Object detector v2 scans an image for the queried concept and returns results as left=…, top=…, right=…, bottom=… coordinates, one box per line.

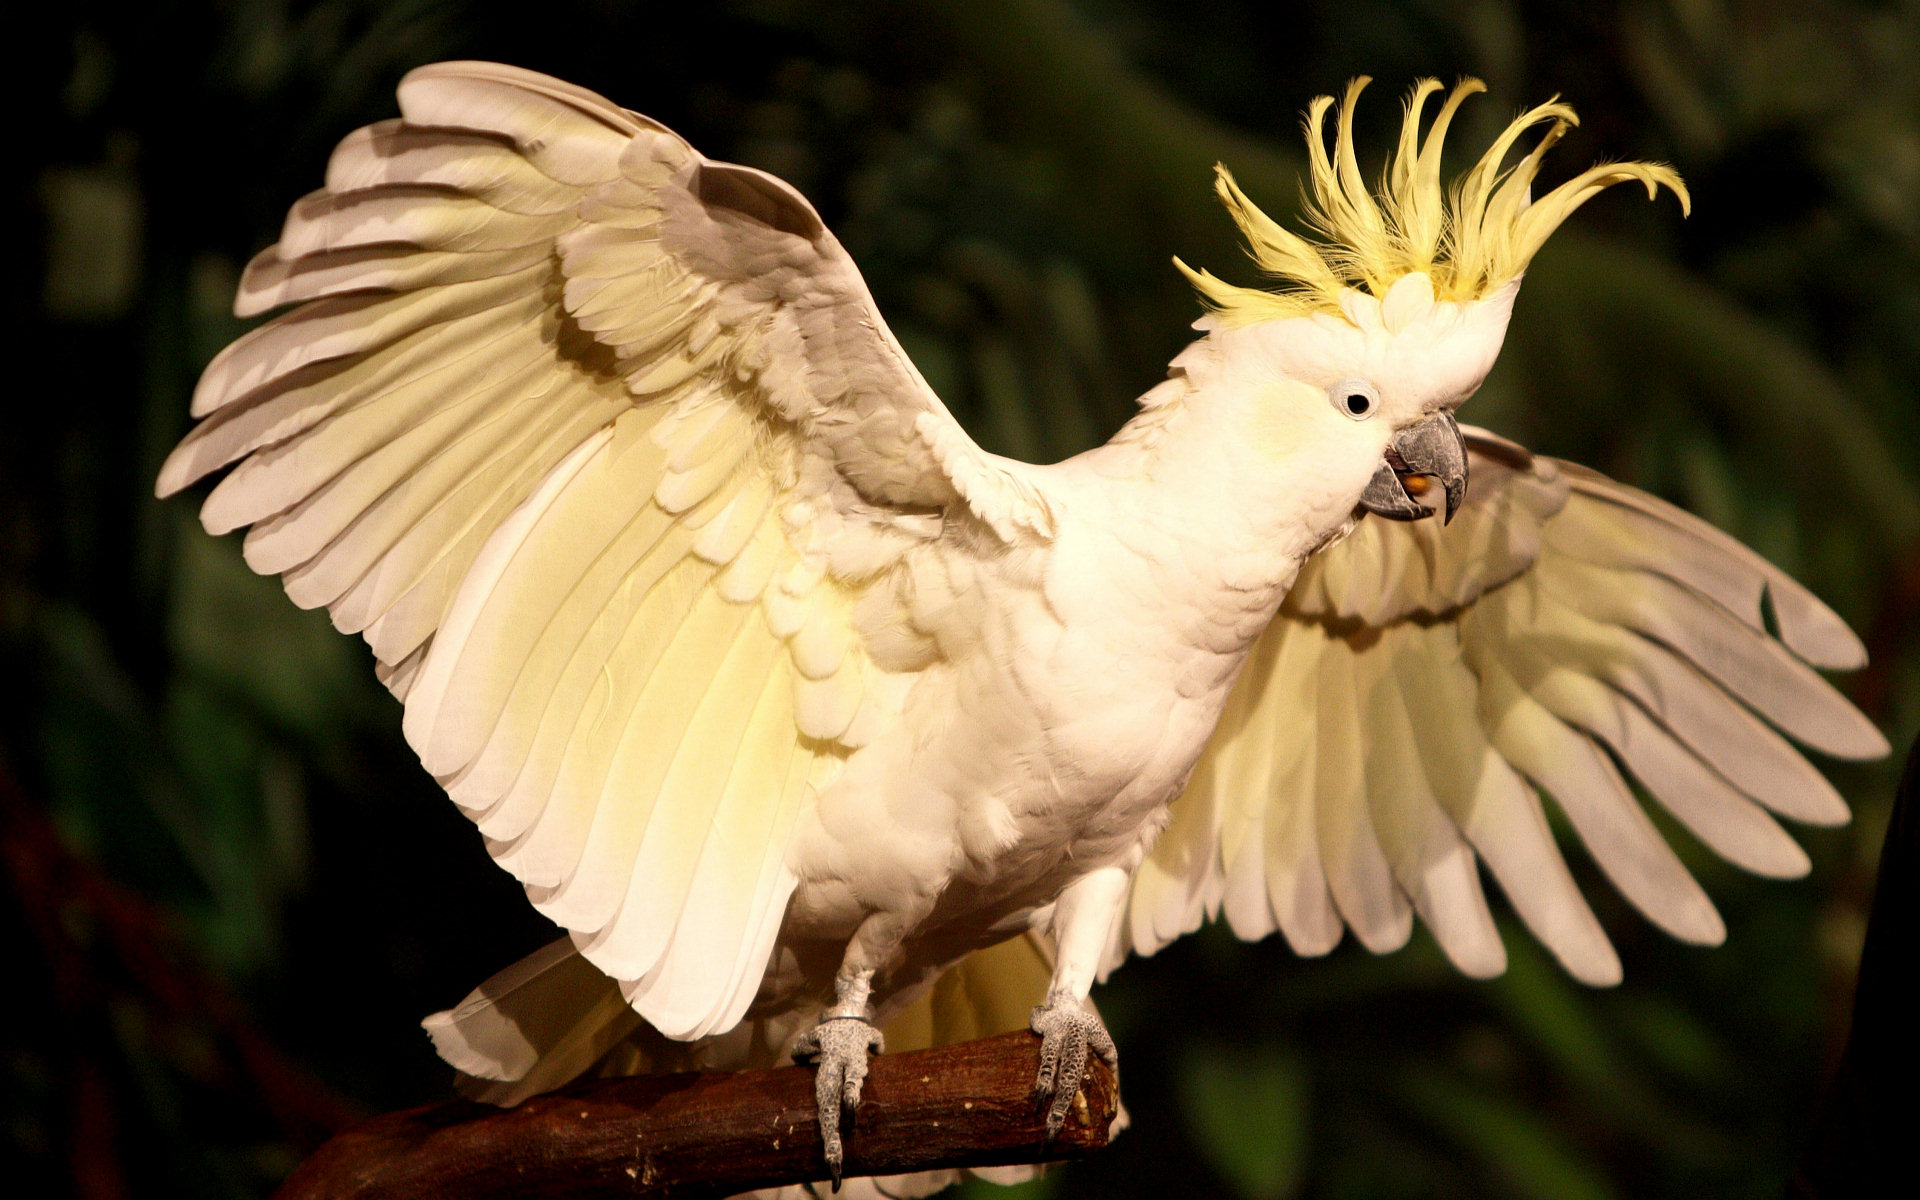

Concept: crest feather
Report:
left=1180, top=78, right=1690, bottom=324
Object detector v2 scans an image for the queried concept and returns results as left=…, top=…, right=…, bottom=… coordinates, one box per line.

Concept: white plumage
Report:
left=159, top=62, right=1885, bottom=1191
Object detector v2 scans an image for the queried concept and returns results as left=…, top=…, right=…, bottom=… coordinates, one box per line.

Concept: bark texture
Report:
left=274, top=1030, right=1119, bottom=1199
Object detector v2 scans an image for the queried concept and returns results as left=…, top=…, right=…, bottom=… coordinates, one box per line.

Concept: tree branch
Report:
left=274, top=1030, right=1118, bottom=1199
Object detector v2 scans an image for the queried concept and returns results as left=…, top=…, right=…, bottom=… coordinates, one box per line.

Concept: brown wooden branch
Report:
left=273, top=1030, right=1118, bottom=1199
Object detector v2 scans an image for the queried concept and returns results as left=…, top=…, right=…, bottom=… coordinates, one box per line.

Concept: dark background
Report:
left=5, top=2, right=1918, bottom=1197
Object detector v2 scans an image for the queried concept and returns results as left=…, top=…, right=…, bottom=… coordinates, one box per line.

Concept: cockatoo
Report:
left=158, top=62, right=1886, bottom=1195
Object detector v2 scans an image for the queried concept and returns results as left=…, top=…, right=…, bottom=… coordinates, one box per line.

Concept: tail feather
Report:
left=423, top=937, right=645, bottom=1104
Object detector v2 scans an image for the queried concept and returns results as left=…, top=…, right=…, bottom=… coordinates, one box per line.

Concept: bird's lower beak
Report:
left=1358, top=410, right=1468, bottom=524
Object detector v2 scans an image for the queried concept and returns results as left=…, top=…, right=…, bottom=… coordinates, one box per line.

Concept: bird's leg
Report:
left=1030, top=866, right=1128, bottom=1145
left=792, top=965, right=882, bottom=1189
left=793, top=916, right=906, bottom=1188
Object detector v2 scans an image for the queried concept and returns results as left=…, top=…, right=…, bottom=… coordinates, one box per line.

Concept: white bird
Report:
left=158, top=63, right=1886, bottom=1194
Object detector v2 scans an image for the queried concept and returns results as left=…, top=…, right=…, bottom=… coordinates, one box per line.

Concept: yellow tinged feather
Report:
left=794, top=653, right=863, bottom=742
left=1365, top=652, right=1506, bottom=978
left=714, top=522, right=784, bottom=603
left=696, top=711, right=820, bottom=1034
left=1188, top=78, right=1687, bottom=323
left=394, top=69, right=634, bottom=188
left=1257, top=633, right=1342, bottom=956
left=656, top=397, right=744, bottom=476
left=164, top=296, right=541, bottom=500
left=279, top=191, right=569, bottom=260
left=654, top=435, right=748, bottom=513
left=545, top=592, right=761, bottom=941
left=580, top=617, right=782, bottom=980
left=1525, top=658, right=1810, bottom=879
left=1543, top=556, right=1883, bottom=760
left=192, top=266, right=546, bottom=419
left=883, top=934, right=1054, bottom=1055
left=1129, top=766, right=1218, bottom=956
left=321, top=394, right=622, bottom=635
left=625, top=636, right=804, bottom=1032
left=237, top=352, right=562, bottom=575
left=283, top=378, right=612, bottom=614
left=323, top=125, right=582, bottom=215
left=1391, top=622, right=1621, bottom=984
left=1314, top=635, right=1413, bottom=952
left=235, top=242, right=553, bottom=318
left=790, top=594, right=852, bottom=680
left=499, top=561, right=721, bottom=892
left=1501, top=579, right=1846, bottom=823
left=404, top=426, right=614, bottom=757
left=377, top=643, right=429, bottom=701
left=1554, top=474, right=1870, bottom=673
left=692, top=479, right=775, bottom=566
left=566, top=264, right=690, bottom=338
left=762, top=583, right=806, bottom=638
left=451, top=509, right=691, bottom=824
left=424, top=414, right=674, bottom=775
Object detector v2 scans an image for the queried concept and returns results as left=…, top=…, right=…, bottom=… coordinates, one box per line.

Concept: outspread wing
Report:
left=1117, top=428, right=1886, bottom=986
left=157, top=61, right=1048, bottom=1038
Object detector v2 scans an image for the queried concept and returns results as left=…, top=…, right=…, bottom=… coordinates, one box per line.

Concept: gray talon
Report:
left=794, top=1015, right=885, bottom=1187
left=1029, top=999, right=1117, bottom=1147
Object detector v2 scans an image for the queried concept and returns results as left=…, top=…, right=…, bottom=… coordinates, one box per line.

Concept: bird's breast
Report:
left=954, top=523, right=1295, bottom=878
left=786, top=499, right=1305, bottom=943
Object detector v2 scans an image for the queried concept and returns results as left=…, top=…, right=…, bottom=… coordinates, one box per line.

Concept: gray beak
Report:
left=1358, top=410, right=1468, bottom=524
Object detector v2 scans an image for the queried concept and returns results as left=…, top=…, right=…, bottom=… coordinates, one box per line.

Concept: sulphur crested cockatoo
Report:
left=158, top=62, right=1886, bottom=1193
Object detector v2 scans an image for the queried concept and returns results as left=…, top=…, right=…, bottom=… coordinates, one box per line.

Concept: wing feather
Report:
left=457, top=515, right=704, bottom=838
left=1399, top=629, right=1621, bottom=984
left=632, top=650, right=807, bottom=1036
left=1473, top=649, right=1726, bottom=945
left=497, top=560, right=715, bottom=892
left=158, top=61, right=1039, bottom=1038
left=1366, top=642, right=1505, bottom=978
left=1128, top=433, right=1876, bottom=985
left=1544, top=557, right=1882, bottom=760
left=236, top=241, right=553, bottom=317
left=161, top=298, right=543, bottom=494
left=278, top=188, right=573, bottom=258
left=564, top=598, right=769, bottom=964
left=305, top=392, right=612, bottom=627
left=424, top=413, right=675, bottom=779
left=1315, top=634, right=1414, bottom=952
left=1552, top=469, right=1868, bottom=670
left=192, top=268, right=544, bottom=419
left=321, top=121, right=583, bottom=213
left=1495, top=581, right=1850, bottom=825
left=1259, top=630, right=1344, bottom=954
left=236, top=351, right=561, bottom=575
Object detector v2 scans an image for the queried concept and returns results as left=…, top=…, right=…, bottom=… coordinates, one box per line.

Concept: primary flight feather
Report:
left=158, top=62, right=1885, bottom=1194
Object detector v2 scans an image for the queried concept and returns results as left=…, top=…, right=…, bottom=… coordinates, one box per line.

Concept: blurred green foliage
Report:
left=3, top=1, right=1916, bottom=1197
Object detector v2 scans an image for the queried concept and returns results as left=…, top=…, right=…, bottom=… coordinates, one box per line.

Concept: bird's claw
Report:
left=1029, top=999, right=1117, bottom=1149
left=793, top=1015, right=885, bottom=1189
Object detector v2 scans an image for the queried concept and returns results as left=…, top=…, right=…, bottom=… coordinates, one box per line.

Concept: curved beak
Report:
left=1358, top=410, right=1468, bottom=524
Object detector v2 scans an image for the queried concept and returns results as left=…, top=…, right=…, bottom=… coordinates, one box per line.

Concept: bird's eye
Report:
left=1329, top=378, right=1381, bottom=421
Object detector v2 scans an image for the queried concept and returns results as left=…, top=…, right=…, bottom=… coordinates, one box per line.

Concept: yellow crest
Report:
left=1180, top=78, right=1689, bottom=324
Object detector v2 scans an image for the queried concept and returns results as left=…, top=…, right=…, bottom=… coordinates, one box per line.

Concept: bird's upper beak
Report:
left=1358, top=410, right=1468, bottom=524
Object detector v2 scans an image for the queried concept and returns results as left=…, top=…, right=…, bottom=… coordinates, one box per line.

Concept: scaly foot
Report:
left=1030, top=997, right=1118, bottom=1145
left=793, top=1013, right=885, bottom=1187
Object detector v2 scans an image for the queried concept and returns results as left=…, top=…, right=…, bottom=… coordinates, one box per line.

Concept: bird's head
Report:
left=1175, top=78, right=1688, bottom=524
